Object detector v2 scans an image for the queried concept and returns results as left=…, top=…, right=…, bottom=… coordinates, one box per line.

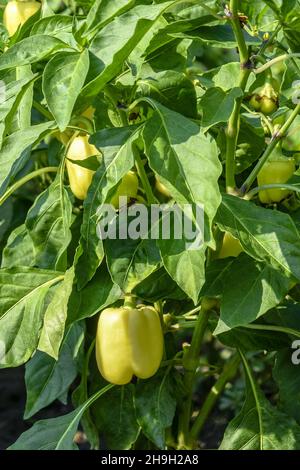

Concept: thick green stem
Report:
left=33, top=100, right=54, bottom=120
left=123, top=294, right=137, bottom=308
left=133, top=145, right=157, bottom=205
left=225, top=69, right=251, bottom=191
left=177, top=303, right=210, bottom=449
left=241, top=103, right=300, bottom=194
left=245, top=183, right=300, bottom=200
left=225, top=1, right=250, bottom=192
left=255, top=53, right=300, bottom=74
left=189, top=354, right=240, bottom=444
left=229, top=0, right=249, bottom=65
left=0, top=166, right=58, bottom=207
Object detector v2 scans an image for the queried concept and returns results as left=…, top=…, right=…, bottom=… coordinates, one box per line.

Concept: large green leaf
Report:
left=75, top=126, right=139, bottom=289
left=0, top=36, right=72, bottom=71
left=84, top=0, right=135, bottom=37
left=200, top=87, right=243, bottom=130
left=136, top=70, right=197, bottom=118
left=24, top=322, right=84, bottom=419
left=135, top=370, right=177, bottom=449
left=9, top=385, right=114, bottom=450
left=67, top=264, right=121, bottom=324
left=81, top=2, right=173, bottom=98
left=216, top=194, right=300, bottom=281
left=220, top=351, right=300, bottom=450
left=30, top=15, right=75, bottom=47
left=273, top=349, right=300, bottom=424
left=143, top=101, right=222, bottom=301
left=0, top=268, right=63, bottom=367
left=0, top=121, right=55, bottom=196
left=25, top=174, right=73, bottom=271
left=105, top=213, right=161, bottom=292
left=38, top=267, right=75, bottom=359
left=43, top=50, right=89, bottom=131
left=92, top=384, right=139, bottom=450
left=0, top=71, right=35, bottom=145
left=215, top=254, right=290, bottom=334
left=1, top=224, right=35, bottom=269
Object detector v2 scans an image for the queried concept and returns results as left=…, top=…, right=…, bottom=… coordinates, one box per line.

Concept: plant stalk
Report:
left=225, top=0, right=251, bottom=192
left=0, top=166, right=58, bottom=207
left=189, top=353, right=240, bottom=444
left=177, top=302, right=211, bottom=449
left=133, top=145, right=157, bottom=204
left=240, top=103, right=300, bottom=194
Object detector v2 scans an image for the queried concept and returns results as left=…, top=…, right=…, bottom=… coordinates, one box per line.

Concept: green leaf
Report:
left=67, top=264, right=121, bottom=324
left=25, top=174, right=73, bottom=271
left=215, top=254, right=290, bottom=334
left=24, top=322, right=84, bottom=419
left=220, top=351, right=300, bottom=450
left=1, top=224, right=35, bottom=269
left=215, top=194, right=300, bottom=281
left=198, top=62, right=241, bottom=90
left=105, top=215, right=161, bottom=292
left=75, top=126, right=139, bottom=289
left=218, top=324, right=290, bottom=352
left=0, top=36, right=72, bottom=71
left=133, top=267, right=186, bottom=301
left=143, top=101, right=221, bottom=241
left=30, top=15, right=75, bottom=46
left=92, top=384, right=139, bottom=450
left=200, top=87, right=243, bottom=130
left=84, top=0, right=135, bottom=37
left=0, top=71, right=35, bottom=145
left=0, top=121, right=55, bottom=196
left=66, top=155, right=101, bottom=171
left=9, top=384, right=114, bottom=450
left=135, top=370, right=177, bottom=449
left=38, top=268, right=75, bottom=359
left=143, top=101, right=222, bottom=300
left=43, top=50, right=89, bottom=131
left=12, top=65, right=34, bottom=132
left=0, top=268, right=63, bottom=367
left=273, top=349, right=300, bottom=424
left=179, top=24, right=260, bottom=48
left=81, top=2, right=173, bottom=98
left=136, top=70, right=197, bottom=118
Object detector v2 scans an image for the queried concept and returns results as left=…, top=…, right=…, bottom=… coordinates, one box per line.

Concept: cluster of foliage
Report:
left=1, top=0, right=300, bottom=451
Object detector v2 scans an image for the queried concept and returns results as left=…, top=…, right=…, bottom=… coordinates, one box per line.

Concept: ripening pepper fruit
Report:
left=110, top=171, right=139, bottom=208
left=218, top=231, right=243, bottom=259
left=155, top=176, right=171, bottom=198
left=96, top=306, right=164, bottom=385
left=3, top=0, right=41, bottom=37
left=66, top=135, right=100, bottom=200
left=249, top=78, right=279, bottom=115
left=257, top=158, right=296, bottom=204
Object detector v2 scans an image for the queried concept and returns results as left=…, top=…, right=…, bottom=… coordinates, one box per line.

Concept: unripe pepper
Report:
left=3, top=0, right=40, bottom=37
left=66, top=135, right=100, bottom=200
left=155, top=176, right=171, bottom=198
left=110, top=171, right=139, bottom=208
left=219, top=231, right=243, bottom=259
left=96, top=306, right=164, bottom=385
left=249, top=77, right=279, bottom=115
left=257, top=158, right=296, bottom=204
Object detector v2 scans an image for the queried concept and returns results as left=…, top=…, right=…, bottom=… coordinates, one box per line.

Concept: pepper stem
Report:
left=123, top=294, right=137, bottom=309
